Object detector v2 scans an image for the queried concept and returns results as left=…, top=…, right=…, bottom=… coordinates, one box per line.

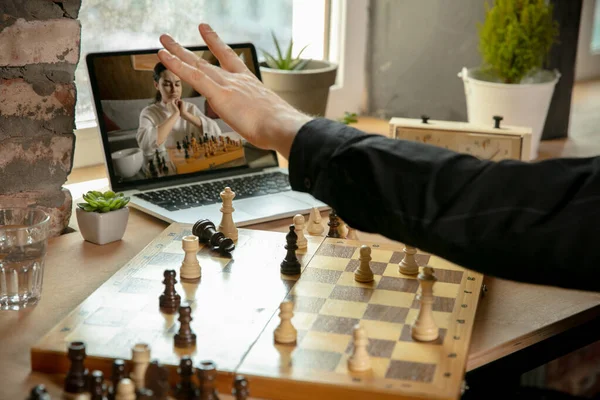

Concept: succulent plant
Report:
left=77, top=190, right=130, bottom=213
left=261, top=31, right=310, bottom=71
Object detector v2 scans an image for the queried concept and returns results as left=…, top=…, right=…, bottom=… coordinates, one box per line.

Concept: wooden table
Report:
left=1, top=206, right=599, bottom=399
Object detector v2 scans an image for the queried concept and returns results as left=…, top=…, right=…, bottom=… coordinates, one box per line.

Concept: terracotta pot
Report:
left=76, top=207, right=129, bottom=245
left=260, top=60, right=338, bottom=116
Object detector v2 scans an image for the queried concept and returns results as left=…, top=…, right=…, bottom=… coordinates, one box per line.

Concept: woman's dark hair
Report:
left=153, top=62, right=168, bottom=103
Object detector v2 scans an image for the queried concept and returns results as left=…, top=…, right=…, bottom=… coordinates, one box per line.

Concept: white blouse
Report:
left=136, top=100, right=222, bottom=156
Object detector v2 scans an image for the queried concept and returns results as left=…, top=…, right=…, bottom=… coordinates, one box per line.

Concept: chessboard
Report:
left=166, top=134, right=246, bottom=175
left=31, top=218, right=484, bottom=400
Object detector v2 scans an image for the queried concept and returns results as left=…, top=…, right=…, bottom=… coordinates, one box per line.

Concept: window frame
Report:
left=72, top=0, right=369, bottom=168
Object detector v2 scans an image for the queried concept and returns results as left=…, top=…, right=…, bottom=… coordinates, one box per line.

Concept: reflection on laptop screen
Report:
left=87, top=44, right=278, bottom=190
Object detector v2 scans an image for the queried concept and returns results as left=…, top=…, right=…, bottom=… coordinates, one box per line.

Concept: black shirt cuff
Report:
left=288, top=118, right=364, bottom=194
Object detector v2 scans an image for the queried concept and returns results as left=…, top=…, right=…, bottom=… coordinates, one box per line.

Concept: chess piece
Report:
left=337, top=218, right=348, bottom=238
left=145, top=360, right=169, bottom=400
left=232, top=375, right=249, bottom=400
left=280, top=225, right=301, bottom=275
left=327, top=210, right=341, bottom=238
left=354, top=245, right=374, bottom=283
left=89, top=370, right=107, bottom=400
left=218, top=187, right=238, bottom=241
left=130, top=343, right=150, bottom=390
left=28, top=384, right=51, bottom=400
left=64, top=341, right=89, bottom=395
left=347, top=324, right=371, bottom=372
left=177, top=141, right=182, bottom=151
left=346, top=224, right=359, bottom=240
left=115, top=378, right=135, bottom=400
left=180, top=235, right=201, bottom=280
left=159, top=269, right=181, bottom=314
left=293, top=214, right=308, bottom=249
left=399, top=245, right=419, bottom=275
left=174, top=356, right=197, bottom=399
left=184, top=147, right=189, bottom=159
left=274, top=301, right=297, bottom=344
left=196, top=360, right=219, bottom=400
left=174, top=302, right=196, bottom=348
left=306, top=206, right=324, bottom=235
left=108, top=359, right=126, bottom=400
left=411, top=266, right=439, bottom=341
left=192, top=219, right=235, bottom=254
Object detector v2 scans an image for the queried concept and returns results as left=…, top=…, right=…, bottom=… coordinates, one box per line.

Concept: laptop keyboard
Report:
left=133, top=171, right=292, bottom=212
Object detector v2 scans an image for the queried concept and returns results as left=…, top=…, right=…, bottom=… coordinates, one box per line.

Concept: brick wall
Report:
left=0, top=0, right=82, bottom=236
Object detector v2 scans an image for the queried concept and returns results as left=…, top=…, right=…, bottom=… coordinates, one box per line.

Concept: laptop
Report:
left=86, top=43, right=328, bottom=227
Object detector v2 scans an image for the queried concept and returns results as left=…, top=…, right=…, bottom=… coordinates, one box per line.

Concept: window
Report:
left=73, top=0, right=368, bottom=167
left=593, top=0, right=600, bottom=53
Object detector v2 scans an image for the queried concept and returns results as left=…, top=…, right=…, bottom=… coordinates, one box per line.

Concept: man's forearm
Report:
left=288, top=118, right=600, bottom=292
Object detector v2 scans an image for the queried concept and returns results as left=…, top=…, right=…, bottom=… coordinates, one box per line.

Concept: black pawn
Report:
left=89, top=370, right=107, bottom=400
left=108, top=359, right=126, bottom=400
left=145, top=360, right=170, bottom=400
left=280, top=225, right=301, bottom=275
left=174, top=302, right=196, bottom=348
left=27, top=385, right=51, bottom=400
left=232, top=375, right=249, bottom=400
left=177, top=141, right=182, bottom=151
left=184, top=147, right=189, bottom=159
left=327, top=210, right=341, bottom=238
left=196, top=360, right=219, bottom=400
left=159, top=269, right=181, bottom=314
left=175, top=356, right=197, bottom=399
left=64, top=341, right=88, bottom=394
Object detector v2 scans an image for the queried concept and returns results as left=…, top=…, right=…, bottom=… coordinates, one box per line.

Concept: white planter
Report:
left=459, top=67, right=560, bottom=160
left=76, top=207, right=129, bottom=245
left=260, top=60, right=337, bottom=117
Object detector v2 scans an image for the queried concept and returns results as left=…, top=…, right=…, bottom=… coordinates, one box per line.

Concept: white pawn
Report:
left=274, top=301, right=297, bottom=344
left=411, top=266, right=439, bottom=342
left=347, top=324, right=371, bottom=372
left=218, top=187, right=238, bottom=241
left=180, top=235, right=201, bottom=280
left=115, top=378, right=136, bottom=400
left=306, top=206, right=324, bottom=235
left=398, top=245, right=419, bottom=275
left=130, top=343, right=150, bottom=390
left=293, top=214, right=308, bottom=249
left=354, top=245, right=374, bottom=283
left=337, top=218, right=348, bottom=239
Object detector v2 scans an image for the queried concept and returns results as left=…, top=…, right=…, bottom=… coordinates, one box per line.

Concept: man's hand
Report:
left=157, top=23, right=312, bottom=159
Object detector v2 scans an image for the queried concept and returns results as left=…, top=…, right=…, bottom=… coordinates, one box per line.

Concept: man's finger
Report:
left=198, top=23, right=248, bottom=74
left=157, top=49, right=221, bottom=101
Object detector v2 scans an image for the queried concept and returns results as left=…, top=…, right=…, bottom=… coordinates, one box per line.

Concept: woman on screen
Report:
left=136, top=62, right=222, bottom=156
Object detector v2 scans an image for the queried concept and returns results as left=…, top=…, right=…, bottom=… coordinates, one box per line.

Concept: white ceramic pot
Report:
left=459, top=67, right=560, bottom=160
left=76, top=207, right=129, bottom=245
left=111, top=148, right=144, bottom=178
left=260, top=60, right=337, bottom=117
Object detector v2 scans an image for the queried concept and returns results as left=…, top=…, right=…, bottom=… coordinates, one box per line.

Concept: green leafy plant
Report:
left=478, top=0, right=559, bottom=83
left=338, top=111, right=358, bottom=125
left=78, top=190, right=130, bottom=213
left=261, top=31, right=310, bottom=70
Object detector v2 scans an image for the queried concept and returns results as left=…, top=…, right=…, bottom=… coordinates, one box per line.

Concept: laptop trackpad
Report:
left=236, top=194, right=312, bottom=217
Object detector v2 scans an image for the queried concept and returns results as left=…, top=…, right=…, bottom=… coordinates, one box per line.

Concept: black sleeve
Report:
left=288, top=118, right=600, bottom=292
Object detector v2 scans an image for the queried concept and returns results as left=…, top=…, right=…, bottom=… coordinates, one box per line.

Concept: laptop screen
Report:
left=86, top=44, right=279, bottom=192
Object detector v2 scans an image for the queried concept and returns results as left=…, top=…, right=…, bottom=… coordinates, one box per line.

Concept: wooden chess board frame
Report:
left=31, top=223, right=483, bottom=400
left=167, top=145, right=245, bottom=175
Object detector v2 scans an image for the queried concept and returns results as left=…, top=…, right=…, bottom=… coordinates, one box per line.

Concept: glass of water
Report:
left=0, top=208, right=50, bottom=310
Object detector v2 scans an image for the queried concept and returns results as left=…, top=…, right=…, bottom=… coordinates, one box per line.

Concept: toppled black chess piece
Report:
left=159, top=269, right=181, bottom=314
left=192, top=219, right=235, bottom=254
left=64, top=341, right=89, bottom=394
left=327, top=209, right=341, bottom=238
left=27, top=384, right=51, bottom=400
left=280, top=225, right=301, bottom=275
left=174, top=302, right=196, bottom=348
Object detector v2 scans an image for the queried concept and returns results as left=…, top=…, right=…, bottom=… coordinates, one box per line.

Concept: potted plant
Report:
left=260, top=32, right=337, bottom=117
left=76, top=190, right=130, bottom=245
left=458, top=0, right=560, bottom=160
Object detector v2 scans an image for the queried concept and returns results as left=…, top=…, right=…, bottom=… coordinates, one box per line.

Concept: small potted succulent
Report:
left=76, top=190, right=130, bottom=245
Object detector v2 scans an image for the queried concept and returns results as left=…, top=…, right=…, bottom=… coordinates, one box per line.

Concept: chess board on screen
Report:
left=32, top=211, right=484, bottom=400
